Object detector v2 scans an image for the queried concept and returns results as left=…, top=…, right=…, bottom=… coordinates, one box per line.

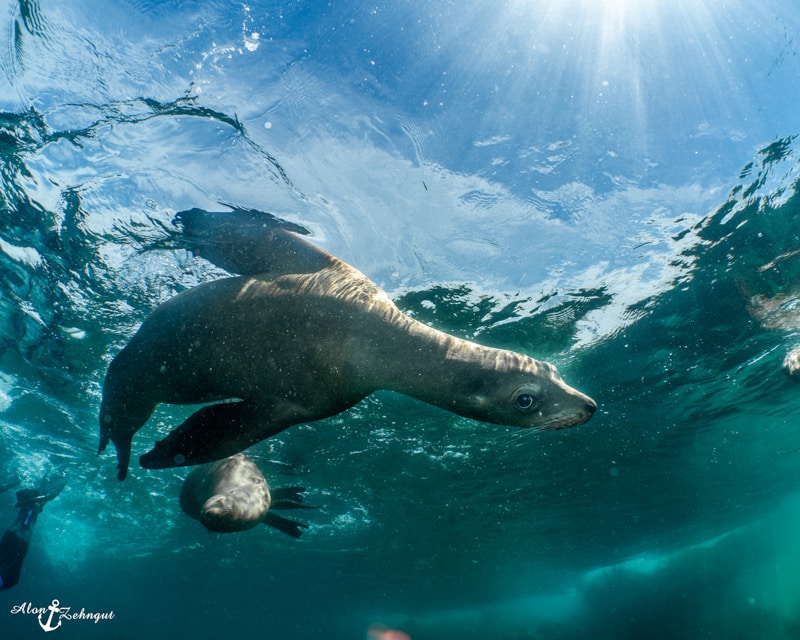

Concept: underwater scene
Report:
left=2, top=0, right=800, bottom=638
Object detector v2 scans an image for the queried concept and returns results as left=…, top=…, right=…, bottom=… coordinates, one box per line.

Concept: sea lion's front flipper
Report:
left=139, top=400, right=289, bottom=470
left=98, top=430, right=132, bottom=482
left=262, top=512, right=308, bottom=538
left=174, top=207, right=334, bottom=276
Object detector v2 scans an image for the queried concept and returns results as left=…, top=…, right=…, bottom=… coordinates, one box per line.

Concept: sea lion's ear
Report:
left=174, top=207, right=332, bottom=276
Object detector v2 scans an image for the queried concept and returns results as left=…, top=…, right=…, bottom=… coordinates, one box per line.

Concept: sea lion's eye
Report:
left=515, top=393, right=536, bottom=411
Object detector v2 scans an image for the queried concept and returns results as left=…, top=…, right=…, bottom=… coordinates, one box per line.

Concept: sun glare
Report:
left=492, top=0, right=760, bottom=150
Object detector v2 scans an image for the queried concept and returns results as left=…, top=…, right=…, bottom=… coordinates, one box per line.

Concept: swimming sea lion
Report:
left=737, top=278, right=800, bottom=381
left=179, top=453, right=309, bottom=537
left=783, top=346, right=800, bottom=380
left=99, top=207, right=596, bottom=480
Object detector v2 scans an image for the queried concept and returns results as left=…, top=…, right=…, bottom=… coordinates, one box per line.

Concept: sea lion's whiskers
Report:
left=503, top=428, right=536, bottom=447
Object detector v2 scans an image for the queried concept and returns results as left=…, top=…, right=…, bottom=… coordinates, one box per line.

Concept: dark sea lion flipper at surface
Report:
left=175, top=207, right=333, bottom=276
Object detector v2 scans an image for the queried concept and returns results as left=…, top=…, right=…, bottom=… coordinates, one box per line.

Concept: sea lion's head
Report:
left=200, top=491, right=260, bottom=533
left=445, top=350, right=596, bottom=430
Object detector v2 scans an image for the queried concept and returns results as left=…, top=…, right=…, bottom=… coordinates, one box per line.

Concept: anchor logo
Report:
left=37, top=599, right=67, bottom=633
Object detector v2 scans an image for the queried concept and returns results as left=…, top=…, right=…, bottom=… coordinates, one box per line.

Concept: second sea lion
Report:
left=179, top=453, right=309, bottom=537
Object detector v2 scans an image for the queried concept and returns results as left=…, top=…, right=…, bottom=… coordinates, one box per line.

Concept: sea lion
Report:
left=99, top=207, right=596, bottom=480
left=737, top=278, right=800, bottom=381
left=783, top=346, right=800, bottom=380
left=179, top=453, right=309, bottom=537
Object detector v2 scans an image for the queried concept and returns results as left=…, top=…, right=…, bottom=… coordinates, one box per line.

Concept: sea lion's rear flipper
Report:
left=262, top=512, right=308, bottom=538
left=139, top=400, right=288, bottom=470
left=270, top=487, right=317, bottom=511
left=174, top=207, right=334, bottom=276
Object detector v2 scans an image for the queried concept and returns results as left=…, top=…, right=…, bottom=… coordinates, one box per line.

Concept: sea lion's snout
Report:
left=535, top=368, right=597, bottom=430
left=537, top=384, right=597, bottom=430
left=535, top=359, right=597, bottom=428
left=564, top=393, right=596, bottom=422
left=568, top=392, right=597, bottom=426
